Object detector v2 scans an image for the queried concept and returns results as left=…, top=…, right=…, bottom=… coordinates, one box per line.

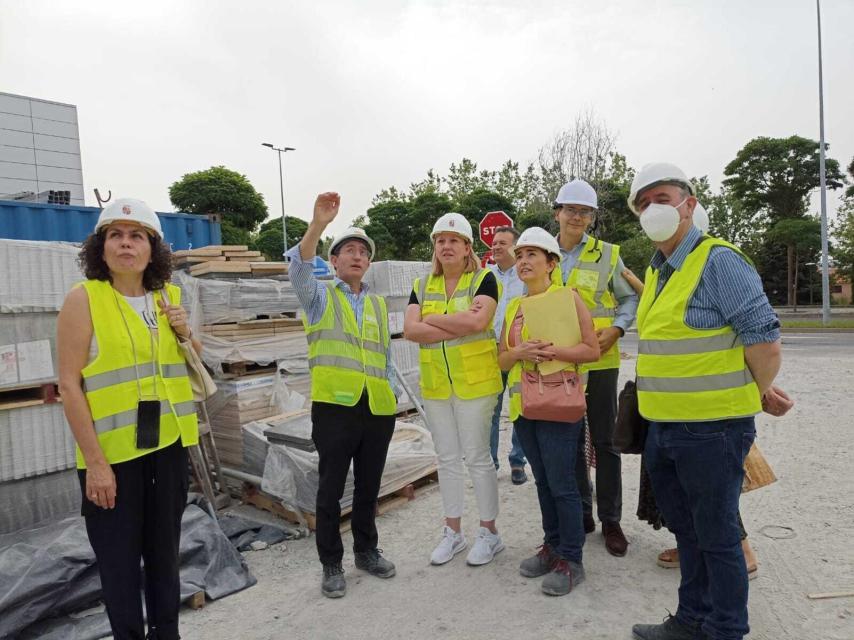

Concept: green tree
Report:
left=252, top=216, right=309, bottom=261
left=723, top=136, right=843, bottom=221
left=723, top=136, right=844, bottom=303
left=169, top=166, right=268, bottom=232
left=767, top=217, right=822, bottom=307
left=831, top=196, right=854, bottom=289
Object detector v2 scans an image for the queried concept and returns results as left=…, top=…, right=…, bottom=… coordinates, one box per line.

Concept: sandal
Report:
left=657, top=547, right=759, bottom=579
left=656, top=547, right=679, bottom=568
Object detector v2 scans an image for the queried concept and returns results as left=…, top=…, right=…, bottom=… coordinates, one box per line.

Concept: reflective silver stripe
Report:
left=509, top=383, right=520, bottom=394
left=418, top=277, right=429, bottom=307
left=445, top=331, right=494, bottom=347
left=305, top=328, right=360, bottom=347
left=172, top=400, right=197, bottom=417
left=422, top=293, right=445, bottom=301
left=451, top=289, right=469, bottom=299
left=420, top=343, right=442, bottom=350
left=590, top=307, right=616, bottom=318
left=638, top=334, right=743, bottom=356
left=367, top=295, right=390, bottom=349
left=161, top=363, right=189, bottom=378
left=363, top=341, right=385, bottom=354
left=93, top=400, right=171, bottom=435
left=309, top=355, right=386, bottom=379
left=636, top=368, right=754, bottom=393
left=83, top=364, right=152, bottom=392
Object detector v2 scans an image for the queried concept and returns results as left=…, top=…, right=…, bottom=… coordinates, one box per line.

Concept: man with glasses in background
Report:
left=553, top=179, right=639, bottom=557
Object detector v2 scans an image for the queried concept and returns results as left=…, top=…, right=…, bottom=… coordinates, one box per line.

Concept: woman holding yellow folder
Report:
left=497, top=227, right=600, bottom=596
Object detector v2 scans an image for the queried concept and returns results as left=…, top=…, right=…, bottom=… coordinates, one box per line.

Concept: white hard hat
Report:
left=693, top=201, right=710, bottom=234
left=95, top=198, right=163, bottom=238
left=515, top=227, right=561, bottom=260
left=328, top=226, right=376, bottom=260
left=628, top=163, right=695, bottom=214
left=431, top=212, right=473, bottom=243
left=554, top=179, right=597, bottom=209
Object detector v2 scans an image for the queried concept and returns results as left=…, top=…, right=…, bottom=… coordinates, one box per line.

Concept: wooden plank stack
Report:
left=201, top=317, right=304, bottom=342
left=172, top=245, right=287, bottom=278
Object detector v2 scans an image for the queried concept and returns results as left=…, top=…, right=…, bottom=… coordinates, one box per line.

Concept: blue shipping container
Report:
left=0, top=200, right=221, bottom=250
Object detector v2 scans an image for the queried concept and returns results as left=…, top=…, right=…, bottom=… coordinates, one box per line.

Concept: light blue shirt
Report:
left=650, top=226, right=780, bottom=346
left=285, top=244, right=399, bottom=396
left=489, top=262, right=525, bottom=342
left=559, top=233, right=639, bottom=334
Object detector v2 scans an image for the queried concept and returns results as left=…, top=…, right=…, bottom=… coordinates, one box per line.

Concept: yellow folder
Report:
left=519, top=287, right=582, bottom=375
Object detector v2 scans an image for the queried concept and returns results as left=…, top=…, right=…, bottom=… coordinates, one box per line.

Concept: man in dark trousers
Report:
left=285, top=192, right=399, bottom=598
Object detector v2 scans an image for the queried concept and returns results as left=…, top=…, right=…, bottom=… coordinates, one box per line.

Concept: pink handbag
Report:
left=520, top=366, right=587, bottom=423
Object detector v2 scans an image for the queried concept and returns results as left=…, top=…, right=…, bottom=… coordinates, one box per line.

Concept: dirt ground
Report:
left=180, top=332, right=854, bottom=640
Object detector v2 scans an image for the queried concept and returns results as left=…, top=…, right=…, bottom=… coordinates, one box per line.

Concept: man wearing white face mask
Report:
left=628, top=163, right=783, bottom=640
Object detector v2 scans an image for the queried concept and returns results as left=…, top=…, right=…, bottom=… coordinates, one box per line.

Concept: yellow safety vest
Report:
left=552, top=236, right=621, bottom=371
left=636, top=237, right=762, bottom=422
left=304, top=283, right=396, bottom=415
left=78, top=280, right=198, bottom=468
left=502, top=287, right=589, bottom=422
left=414, top=269, right=502, bottom=400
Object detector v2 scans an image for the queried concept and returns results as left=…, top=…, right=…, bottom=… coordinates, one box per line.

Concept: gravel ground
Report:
left=179, top=332, right=854, bottom=640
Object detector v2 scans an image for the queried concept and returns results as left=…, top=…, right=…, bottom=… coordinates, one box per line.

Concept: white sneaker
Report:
left=430, top=526, right=467, bottom=565
left=466, top=527, right=505, bottom=566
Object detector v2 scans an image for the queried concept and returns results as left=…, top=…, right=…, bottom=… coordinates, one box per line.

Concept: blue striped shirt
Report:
left=285, top=245, right=399, bottom=395
left=650, top=225, right=780, bottom=346
left=489, top=262, right=525, bottom=341
left=560, top=233, right=639, bottom=334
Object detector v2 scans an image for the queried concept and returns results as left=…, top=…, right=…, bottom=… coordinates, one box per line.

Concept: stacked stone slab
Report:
left=0, top=239, right=82, bottom=534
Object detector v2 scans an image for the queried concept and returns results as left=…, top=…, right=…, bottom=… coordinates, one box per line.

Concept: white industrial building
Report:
left=0, top=92, right=85, bottom=206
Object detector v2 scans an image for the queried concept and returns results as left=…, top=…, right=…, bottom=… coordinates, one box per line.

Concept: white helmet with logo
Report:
left=328, top=226, right=376, bottom=260
left=554, top=179, right=598, bottom=209
left=431, top=212, right=473, bottom=243
left=628, top=162, right=695, bottom=215
left=515, top=227, right=561, bottom=260
left=95, top=198, right=163, bottom=238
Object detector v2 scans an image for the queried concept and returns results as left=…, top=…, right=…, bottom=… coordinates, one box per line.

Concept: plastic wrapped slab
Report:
left=200, top=332, right=309, bottom=372
left=248, top=419, right=436, bottom=513
left=362, top=260, right=431, bottom=297
left=0, top=312, right=59, bottom=389
left=173, top=270, right=304, bottom=327
left=0, top=403, right=76, bottom=482
left=0, top=239, right=84, bottom=312
left=0, top=469, right=79, bottom=534
left=205, top=373, right=305, bottom=468
left=0, top=501, right=256, bottom=640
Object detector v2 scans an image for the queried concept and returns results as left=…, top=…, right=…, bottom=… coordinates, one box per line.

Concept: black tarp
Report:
left=0, top=501, right=268, bottom=639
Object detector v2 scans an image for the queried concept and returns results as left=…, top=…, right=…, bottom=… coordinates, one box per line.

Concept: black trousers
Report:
left=575, top=368, right=623, bottom=523
left=311, top=394, right=396, bottom=566
left=78, top=439, right=189, bottom=640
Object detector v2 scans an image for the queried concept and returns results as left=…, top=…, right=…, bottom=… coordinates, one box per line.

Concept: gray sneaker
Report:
left=321, top=562, right=346, bottom=598
left=632, top=614, right=700, bottom=640
left=354, top=548, right=396, bottom=578
left=519, top=543, right=557, bottom=578
left=541, top=558, right=585, bottom=596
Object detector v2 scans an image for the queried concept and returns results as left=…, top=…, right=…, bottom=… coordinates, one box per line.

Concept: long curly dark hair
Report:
left=78, top=229, right=172, bottom=291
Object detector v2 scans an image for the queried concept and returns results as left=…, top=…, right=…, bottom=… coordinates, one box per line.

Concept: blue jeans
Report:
left=490, top=371, right=526, bottom=469
left=514, top=416, right=585, bottom=563
left=644, top=418, right=756, bottom=640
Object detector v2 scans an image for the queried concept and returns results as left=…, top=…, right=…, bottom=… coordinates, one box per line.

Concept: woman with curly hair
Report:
left=57, top=198, right=200, bottom=640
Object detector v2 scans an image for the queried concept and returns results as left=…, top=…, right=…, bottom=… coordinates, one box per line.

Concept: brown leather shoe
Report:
left=602, top=522, right=628, bottom=557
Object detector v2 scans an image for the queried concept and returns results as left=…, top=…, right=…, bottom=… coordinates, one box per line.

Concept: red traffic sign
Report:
left=480, top=249, right=494, bottom=268
left=479, top=211, right=513, bottom=247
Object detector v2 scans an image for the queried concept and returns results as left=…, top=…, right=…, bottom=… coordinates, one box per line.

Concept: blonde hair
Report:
left=431, top=240, right=479, bottom=276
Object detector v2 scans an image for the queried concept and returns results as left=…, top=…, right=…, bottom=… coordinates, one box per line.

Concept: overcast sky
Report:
left=2, top=0, right=852, bottom=239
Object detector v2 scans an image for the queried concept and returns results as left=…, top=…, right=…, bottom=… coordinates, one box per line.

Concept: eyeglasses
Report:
left=553, top=204, right=595, bottom=219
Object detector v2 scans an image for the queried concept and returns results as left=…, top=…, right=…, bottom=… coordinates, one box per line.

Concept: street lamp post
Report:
left=262, top=142, right=295, bottom=260
left=816, top=0, right=831, bottom=325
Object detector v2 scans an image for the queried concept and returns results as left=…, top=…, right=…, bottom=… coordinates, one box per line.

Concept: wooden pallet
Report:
left=242, top=470, right=439, bottom=532
left=220, top=361, right=278, bottom=377
left=0, top=382, right=60, bottom=410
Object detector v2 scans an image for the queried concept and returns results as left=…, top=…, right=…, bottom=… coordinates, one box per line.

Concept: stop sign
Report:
left=479, top=211, right=513, bottom=248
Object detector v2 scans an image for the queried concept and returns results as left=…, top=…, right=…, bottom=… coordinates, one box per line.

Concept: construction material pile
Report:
left=172, top=245, right=287, bottom=278
left=0, top=239, right=82, bottom=534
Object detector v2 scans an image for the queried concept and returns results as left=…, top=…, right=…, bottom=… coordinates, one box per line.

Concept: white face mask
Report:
left=640, top=198, right=686, bottom=242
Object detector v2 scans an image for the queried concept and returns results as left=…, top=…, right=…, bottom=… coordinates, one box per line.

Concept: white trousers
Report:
left=423, top=393, right=499, bottom=521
